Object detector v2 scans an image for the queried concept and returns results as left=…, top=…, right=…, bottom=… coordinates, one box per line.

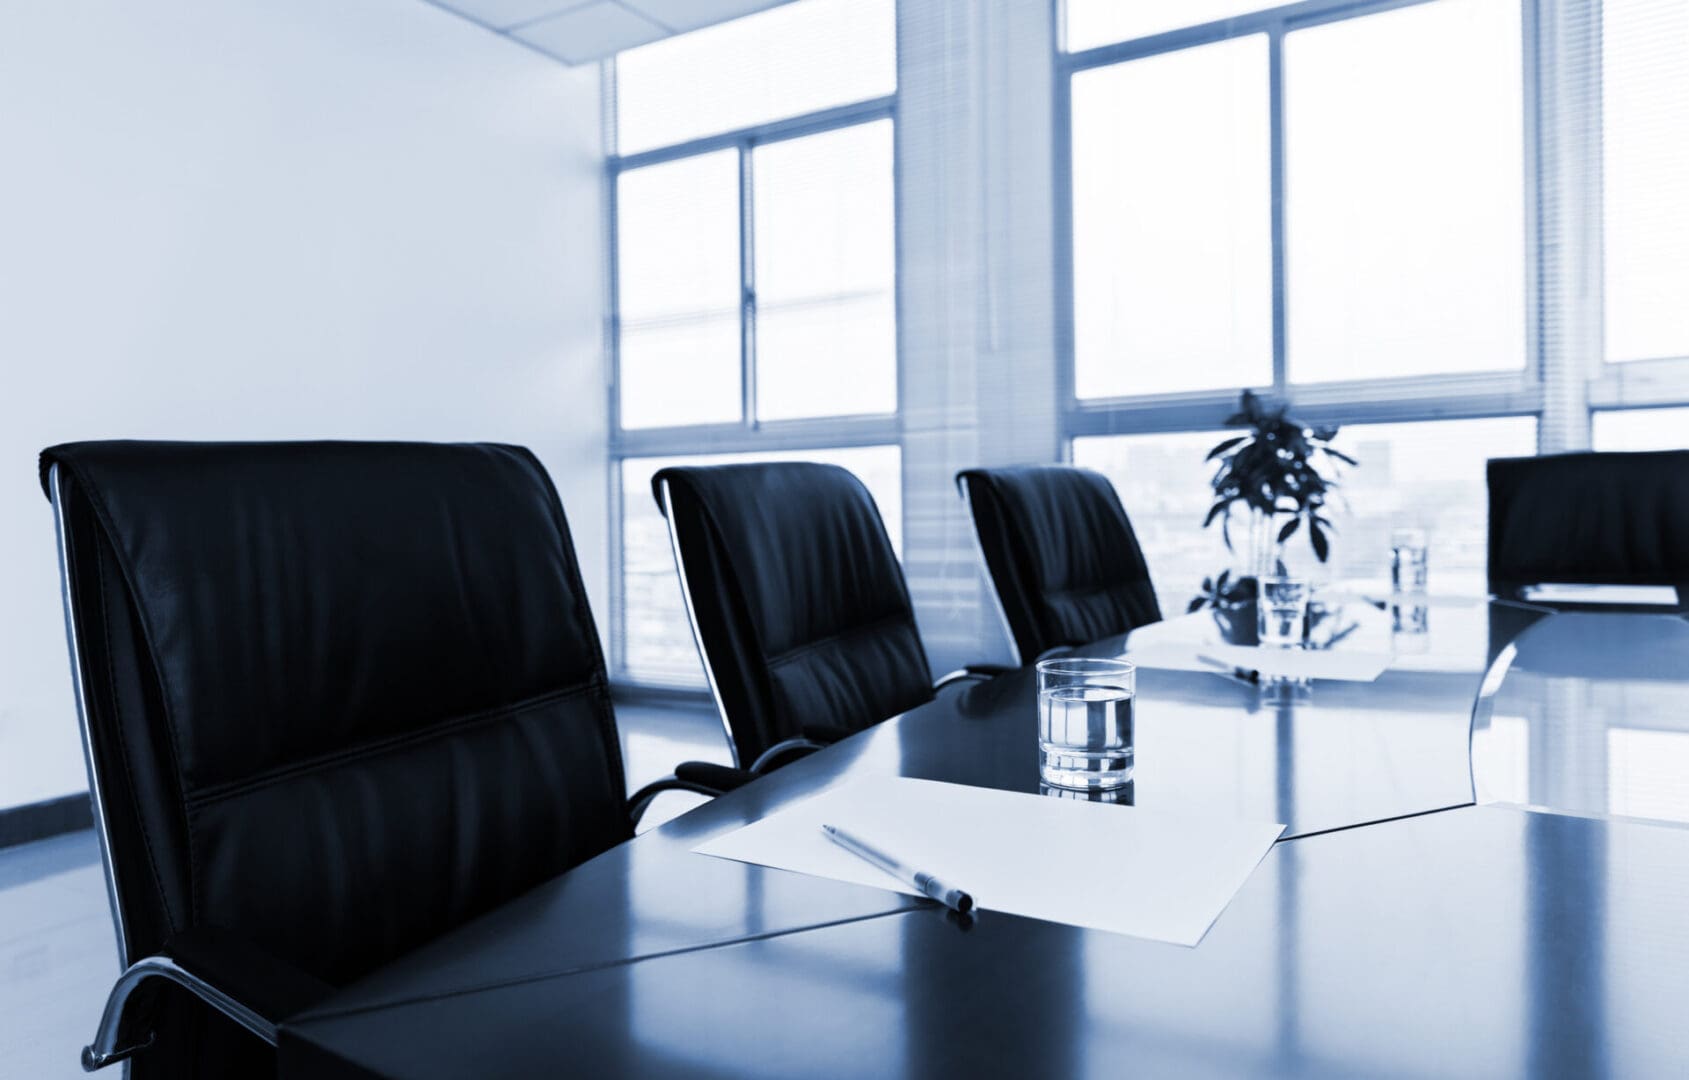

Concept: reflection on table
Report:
left=1472, top=612, right=1689, bottom=825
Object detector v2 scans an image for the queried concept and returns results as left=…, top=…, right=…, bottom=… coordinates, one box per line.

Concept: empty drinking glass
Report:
left=1391, top=528, right=1429, bottom=593
left=1036, top=657, right=1135, bottom=791
left=1257, top=576, right=1310, bottom=649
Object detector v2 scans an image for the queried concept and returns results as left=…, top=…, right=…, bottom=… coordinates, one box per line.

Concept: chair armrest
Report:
left=749, top=737, right=826, bottom=774
left=798, top=722, right=855, bottom=746
left=627, top=776, right=726, bottom=826
left=933, top=667, right=998, bottom=690
left=674, top=761, right=754, bottom=792
left=83, top=927, right=331, bottom=1071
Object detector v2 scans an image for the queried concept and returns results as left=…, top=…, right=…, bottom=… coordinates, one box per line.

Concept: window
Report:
left=1284, top=0, right=1525, bottom=383
left=1074, top=416, right=1535, bottom=609
left=1592, top=407, right=1689, bottom=451
left=619, top=446, right=902, bottom=684
left=1071, top=430, right=1231, bottom=612
left=1064, top=1, right=1275, bottom=52
left=1602, top=0, right=1689, bottom=363
left=610, top=0, right=898, bottom=684
left=1070, top=36, right=1272, bottom=399
left=616, top=151, right=742, bottom=429
left=1315, top=416, right=1537, bottom=583
left=614, top=0, right=896, bottom=156
left=752, top=121, right=897, bottom=421
left=1060, top=0, right=1550, bottom=592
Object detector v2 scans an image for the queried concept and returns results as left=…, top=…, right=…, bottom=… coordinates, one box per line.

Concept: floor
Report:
left=0, top=701, right=727, bottom=1078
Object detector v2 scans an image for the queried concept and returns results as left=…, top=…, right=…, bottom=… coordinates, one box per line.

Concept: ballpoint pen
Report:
left=821, top=823, right=974, bottom=914
left=1195, top=654, right=1260, bottom=685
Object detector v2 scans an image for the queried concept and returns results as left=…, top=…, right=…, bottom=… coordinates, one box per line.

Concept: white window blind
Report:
left=1602, top=0, right=1689, bottom=364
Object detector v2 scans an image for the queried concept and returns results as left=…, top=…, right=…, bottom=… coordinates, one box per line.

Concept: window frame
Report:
left=605, top=69, right=902, bottom=686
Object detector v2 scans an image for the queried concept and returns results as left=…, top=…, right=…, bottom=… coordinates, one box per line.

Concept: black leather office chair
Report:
left=956, top=465, right=1162, bottom=665
left=1488, top=450, right=1689, bottom=604
left=42, top=440, right=637, bottom=1077
left=638, top=462, right=987, bottom=799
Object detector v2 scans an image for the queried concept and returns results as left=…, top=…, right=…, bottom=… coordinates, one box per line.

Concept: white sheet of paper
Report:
left=693, top=776, right=1284, bottom=947
left=1521, top=583, right=1682, bottom=606
left=1320, top=576, right=1489, bottom=609
left=1124, top=615, right=1392, bottom=682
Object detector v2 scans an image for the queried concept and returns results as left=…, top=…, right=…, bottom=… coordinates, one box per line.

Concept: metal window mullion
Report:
left=1057, top=0, right=1439, bottom=74
left=1268, top=23, right=1289, bottom=399
left=603, top=59, right=628, bottom=676
left=739, top=141, right=758, bottom=428
left=610, top=96, right=895, bottom=171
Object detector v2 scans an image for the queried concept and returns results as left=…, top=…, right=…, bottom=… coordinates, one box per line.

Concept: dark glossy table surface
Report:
left=281, top=601, right=1689, bottom=1079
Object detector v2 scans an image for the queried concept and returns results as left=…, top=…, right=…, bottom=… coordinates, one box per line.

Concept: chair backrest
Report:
left=43, top=441, right=628, bottom=989
left=1487, top=451, right=1689, bottom=595
left=652, top=462, right=933, bottom=768
left=957, top=465, right=1162, bottom=664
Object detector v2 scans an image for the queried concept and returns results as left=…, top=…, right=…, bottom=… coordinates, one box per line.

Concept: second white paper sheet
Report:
left=693, top=776, right=1284, bottom=947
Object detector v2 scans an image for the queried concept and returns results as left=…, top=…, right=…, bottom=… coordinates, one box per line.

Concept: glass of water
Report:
left=1257, top=576, right=1310, bottom=649
left=1036, top=657, right=1135, bottom=791
left=1391, top=528, right=1429, bottom=593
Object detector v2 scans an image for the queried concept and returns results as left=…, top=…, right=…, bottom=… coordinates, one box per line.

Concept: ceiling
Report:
left=427, top=0, right=794, bottom=65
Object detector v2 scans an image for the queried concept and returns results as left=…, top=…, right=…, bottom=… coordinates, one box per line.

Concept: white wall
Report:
left=0, top=0, right=608, bottom=810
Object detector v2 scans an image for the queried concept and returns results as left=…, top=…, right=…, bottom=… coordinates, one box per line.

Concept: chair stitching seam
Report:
left=763, top=611, right=917, bottom=669
left=182, top=682, right=600, bottom=809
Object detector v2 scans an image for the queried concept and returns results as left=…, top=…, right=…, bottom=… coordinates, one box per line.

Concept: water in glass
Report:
left=1391, top=529, right=1429, bottom=592
left=1257, top=576, right=1310, bottom=649
left=1039, top=684, right=1133, bottom=789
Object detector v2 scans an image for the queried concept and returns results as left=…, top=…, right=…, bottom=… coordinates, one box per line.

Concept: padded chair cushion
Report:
left=41, top=441, right=629, bottom=988
left=1488, top=451, right=1689, bottom=593
left=653, top=462, right=933, bottom=767
left=958, top=466, right=1161, bottom=663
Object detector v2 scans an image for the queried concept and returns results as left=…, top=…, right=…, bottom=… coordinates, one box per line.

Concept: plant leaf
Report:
left=1187, top=596, right=1207, bottom=613
left=1204, top=435, right=1247, bottom=461
left=1310, top=520, right=1330, bottom=562
left=1277, top=516, right=1300, bottom=543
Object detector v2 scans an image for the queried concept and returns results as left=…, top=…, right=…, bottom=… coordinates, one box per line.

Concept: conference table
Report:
left=279, top=593, right=1689, bottom=1079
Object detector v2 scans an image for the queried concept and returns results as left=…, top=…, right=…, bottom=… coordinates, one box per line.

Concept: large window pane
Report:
left=1316, top=416, right=1537, bottom=584
left=1071, top=36, right=1272, bottom=399
left=615, top=0, right=895, bottom=156
left=1071, top=430, right=1231, bottom=613
left=1073, top=415, right=1535, bottom=610
left=1064, top=1, right=1274, bottom=52
left=1285, top=0, right=1526, bottom=383
left=616, top=151, right=741, bottom=429
left=620, top=446, right=902, bottom=683
left=1604, top=0, right=1689, bottom=362
left=1592, top=406, right=1689, bottom=451
left=753, top=121, right=897, bottom=421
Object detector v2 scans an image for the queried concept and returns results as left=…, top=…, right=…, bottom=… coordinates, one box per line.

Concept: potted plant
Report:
left=1188, top=391, right=1356, bottom=644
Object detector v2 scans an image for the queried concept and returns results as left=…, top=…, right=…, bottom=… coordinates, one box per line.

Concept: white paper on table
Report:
left=1124, top=615, right=1393, bottom=682
left=693, top=776, right=1285, bottom=947
left=1521, top=583, right=1683, bottom=606
left=1319, top=577, right=1489, bottom=609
